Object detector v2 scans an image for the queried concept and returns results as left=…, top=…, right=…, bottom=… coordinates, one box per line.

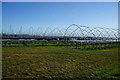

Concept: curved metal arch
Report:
left=64, top=24, right=90, bottom=37
left=42, top=27, right=53, bottom=36
left=65, top=27, right=85, bottom=37
left=36, top=27, right=44, bottom=36
left=106, top=28, right=118, bottom=39
left=64, top=24, right=82, bottom=36
left=78, top=26, right=92, bottom=38
left=50, top=28, right=64, bottom=36
left=92, top=27, right=107, bottom=38
left=84, top=27, right=96, bottom=38
left=101, top=28, right=111, bottom=38
left=68, top=27, right=80, bottom=37
left=29, top=26, right=34, bottom=35
left=103, top=28, right=118, bottom=41
left=96, top=27, right=118, bottom=40
left=78, top=25, right=96, bottom=38
left=68, top=28, right=84, bottom=37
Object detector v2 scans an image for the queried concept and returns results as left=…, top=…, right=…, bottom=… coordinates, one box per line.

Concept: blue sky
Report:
left=2, top=2, right=118, bottom=34
left=0, top=2, right=2, bottom=32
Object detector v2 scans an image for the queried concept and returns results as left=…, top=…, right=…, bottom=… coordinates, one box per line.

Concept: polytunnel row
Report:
left=62, top=24, right=119, bottom=49
left=27, top=24, right=118, bottom=42
left=3, top=24, right=119, bottom=39
left=2, top=24, right=119, bottom=50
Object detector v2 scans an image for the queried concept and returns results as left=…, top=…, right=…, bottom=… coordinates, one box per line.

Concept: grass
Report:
left=2, top=46, right=119, bottom=79
left=2, top=41, right=119, bottom=50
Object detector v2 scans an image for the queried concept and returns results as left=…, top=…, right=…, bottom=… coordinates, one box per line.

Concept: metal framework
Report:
left=2, top=24, right=119, bottom=42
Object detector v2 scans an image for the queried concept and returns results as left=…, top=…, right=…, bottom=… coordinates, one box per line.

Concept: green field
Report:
left=2, top=45, right=119, bottom=79
left=2, top=41, right=119, bottom=50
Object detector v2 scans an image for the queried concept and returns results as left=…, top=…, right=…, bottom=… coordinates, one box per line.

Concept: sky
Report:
left=0, top=2, right=2, bottom=33
left=2, top=2, right=118, bottom=34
